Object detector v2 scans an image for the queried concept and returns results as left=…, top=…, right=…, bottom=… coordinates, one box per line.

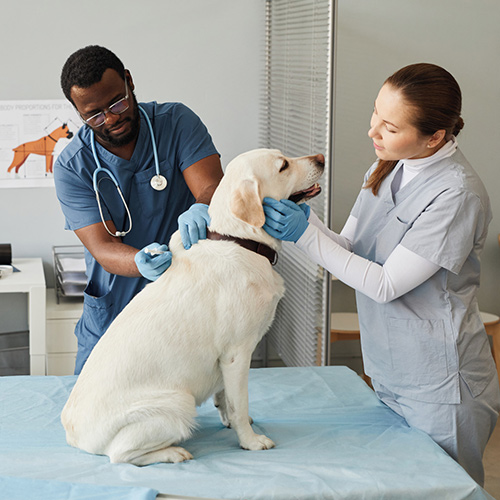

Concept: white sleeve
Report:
left=295, top=223, right=440, bottom=303
left=307, top=209, right=356, bottom=251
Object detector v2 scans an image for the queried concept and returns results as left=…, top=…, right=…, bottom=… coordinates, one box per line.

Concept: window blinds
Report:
left=261, top=0, right=335, bottom=366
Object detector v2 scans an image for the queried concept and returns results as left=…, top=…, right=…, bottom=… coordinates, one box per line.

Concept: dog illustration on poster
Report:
left=7, top=123, right=74, bottom=174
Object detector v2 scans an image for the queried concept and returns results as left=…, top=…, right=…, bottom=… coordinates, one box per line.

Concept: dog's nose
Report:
left=315, top=154, right=325, bottom=168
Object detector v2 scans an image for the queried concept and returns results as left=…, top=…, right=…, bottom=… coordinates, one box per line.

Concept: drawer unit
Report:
left=46, top=289, right=83, bottom=375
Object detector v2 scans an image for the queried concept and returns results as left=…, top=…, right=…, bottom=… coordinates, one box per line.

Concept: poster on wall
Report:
left=0, top=100, right=81, bottom=188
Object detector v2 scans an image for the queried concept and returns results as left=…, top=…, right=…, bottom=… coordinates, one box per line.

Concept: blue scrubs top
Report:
left=54, top=102, right=219, bottom=373
left=351, top=148, right=496, bottom=404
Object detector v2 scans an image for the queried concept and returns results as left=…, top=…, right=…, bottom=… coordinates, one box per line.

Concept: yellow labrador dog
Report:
left=61, top=148, right=324, bottom=465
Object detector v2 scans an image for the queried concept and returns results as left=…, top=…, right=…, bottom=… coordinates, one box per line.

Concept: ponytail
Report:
left=453, top=116, right=464, bottom=137
left=364, top=160, right=398, bottom=196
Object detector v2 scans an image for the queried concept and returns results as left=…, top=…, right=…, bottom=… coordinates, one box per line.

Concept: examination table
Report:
left=0, top=366, right=494, bottom=500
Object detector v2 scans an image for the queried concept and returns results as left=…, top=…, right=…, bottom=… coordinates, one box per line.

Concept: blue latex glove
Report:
left=178, top=203, right=211, bottom=250
left=134, top=243, right=172, bottom=281
left=262, top=198, right=310, bottom=242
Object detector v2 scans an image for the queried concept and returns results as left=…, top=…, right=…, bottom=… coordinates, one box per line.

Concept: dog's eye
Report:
left=279, top=160, right=289, bottom=173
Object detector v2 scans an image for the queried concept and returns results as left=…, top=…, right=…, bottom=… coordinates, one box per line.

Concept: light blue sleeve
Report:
left=400, top=189, right=487, bottom=274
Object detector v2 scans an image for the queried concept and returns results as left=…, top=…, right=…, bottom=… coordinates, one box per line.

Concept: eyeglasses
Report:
left=80, top=78, right=129, bottom=128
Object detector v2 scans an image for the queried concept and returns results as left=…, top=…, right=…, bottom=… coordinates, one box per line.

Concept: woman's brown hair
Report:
left=365, top=63, right=464, bottom=195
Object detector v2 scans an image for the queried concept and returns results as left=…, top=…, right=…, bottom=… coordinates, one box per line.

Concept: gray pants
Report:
left=372, top=374, right=500, bottom=486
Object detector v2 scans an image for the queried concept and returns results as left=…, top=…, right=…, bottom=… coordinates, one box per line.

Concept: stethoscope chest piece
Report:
left=150, top=174, right=167, bottom=191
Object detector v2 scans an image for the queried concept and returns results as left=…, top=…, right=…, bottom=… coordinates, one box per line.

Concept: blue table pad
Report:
left=0, top=366, right=494, bottom=500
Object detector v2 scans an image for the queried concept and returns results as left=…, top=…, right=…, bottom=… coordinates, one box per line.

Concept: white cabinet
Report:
left=46, top=289, right=82, bottom=375
left=0, top=259, right=46, bottom=374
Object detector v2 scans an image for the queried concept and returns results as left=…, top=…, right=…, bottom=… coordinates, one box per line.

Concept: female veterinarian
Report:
left=263, top=63, right=500, bottom=486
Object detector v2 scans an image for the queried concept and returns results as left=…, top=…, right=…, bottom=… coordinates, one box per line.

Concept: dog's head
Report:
left=209, top=149, right=324, bottom=241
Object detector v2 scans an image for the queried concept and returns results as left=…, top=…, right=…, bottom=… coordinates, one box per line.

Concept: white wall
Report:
left=333, top=0, right=500, bottom=315
left=0, top=0, right=264, bottom=332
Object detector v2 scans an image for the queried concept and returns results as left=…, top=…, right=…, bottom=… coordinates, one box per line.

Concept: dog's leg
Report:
left=107, top=419, right=194, bottom=465
left=46, top=154, right=54, bottom=174
left=214, top=389, right=253, bottom=428
left=214, top=390, right=230, bottom=427
left=105, top=390, right=197, bottom=465
left=7, top=151, right=28, bottom=173
left=220, top=349, right=275, bottom=451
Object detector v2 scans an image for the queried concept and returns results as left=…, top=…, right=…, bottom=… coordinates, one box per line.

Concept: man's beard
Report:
left=92, top=92, right=141, bottom=148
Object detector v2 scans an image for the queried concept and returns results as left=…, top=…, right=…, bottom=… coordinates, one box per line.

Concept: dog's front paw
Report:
left=240, top=434, right=275, bottom=451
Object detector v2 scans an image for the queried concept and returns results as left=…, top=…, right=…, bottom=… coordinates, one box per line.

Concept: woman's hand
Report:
left=262, top=198, right=310, bottom=242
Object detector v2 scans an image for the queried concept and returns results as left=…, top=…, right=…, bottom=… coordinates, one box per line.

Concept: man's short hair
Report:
left=61, top=45, right=125, bottom=104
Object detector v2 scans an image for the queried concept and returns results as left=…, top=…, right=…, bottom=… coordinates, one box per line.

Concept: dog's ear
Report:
left=230, top=177, right=265, bottom=227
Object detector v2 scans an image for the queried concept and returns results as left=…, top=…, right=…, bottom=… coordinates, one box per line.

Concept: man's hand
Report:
left=178, top=203, right=211, bottom=250
left=134, top=243, right=172, bottom=281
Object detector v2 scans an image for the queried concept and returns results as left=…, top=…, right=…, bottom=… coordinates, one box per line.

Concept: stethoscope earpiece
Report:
left=91, top=106, right=164, bottom=238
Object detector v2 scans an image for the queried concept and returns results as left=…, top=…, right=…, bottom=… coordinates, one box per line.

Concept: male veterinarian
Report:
left=54, top=45, right=223, bottom=374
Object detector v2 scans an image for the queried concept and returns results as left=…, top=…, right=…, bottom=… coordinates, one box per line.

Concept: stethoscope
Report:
left=91, top=106, right=167, bottom=238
